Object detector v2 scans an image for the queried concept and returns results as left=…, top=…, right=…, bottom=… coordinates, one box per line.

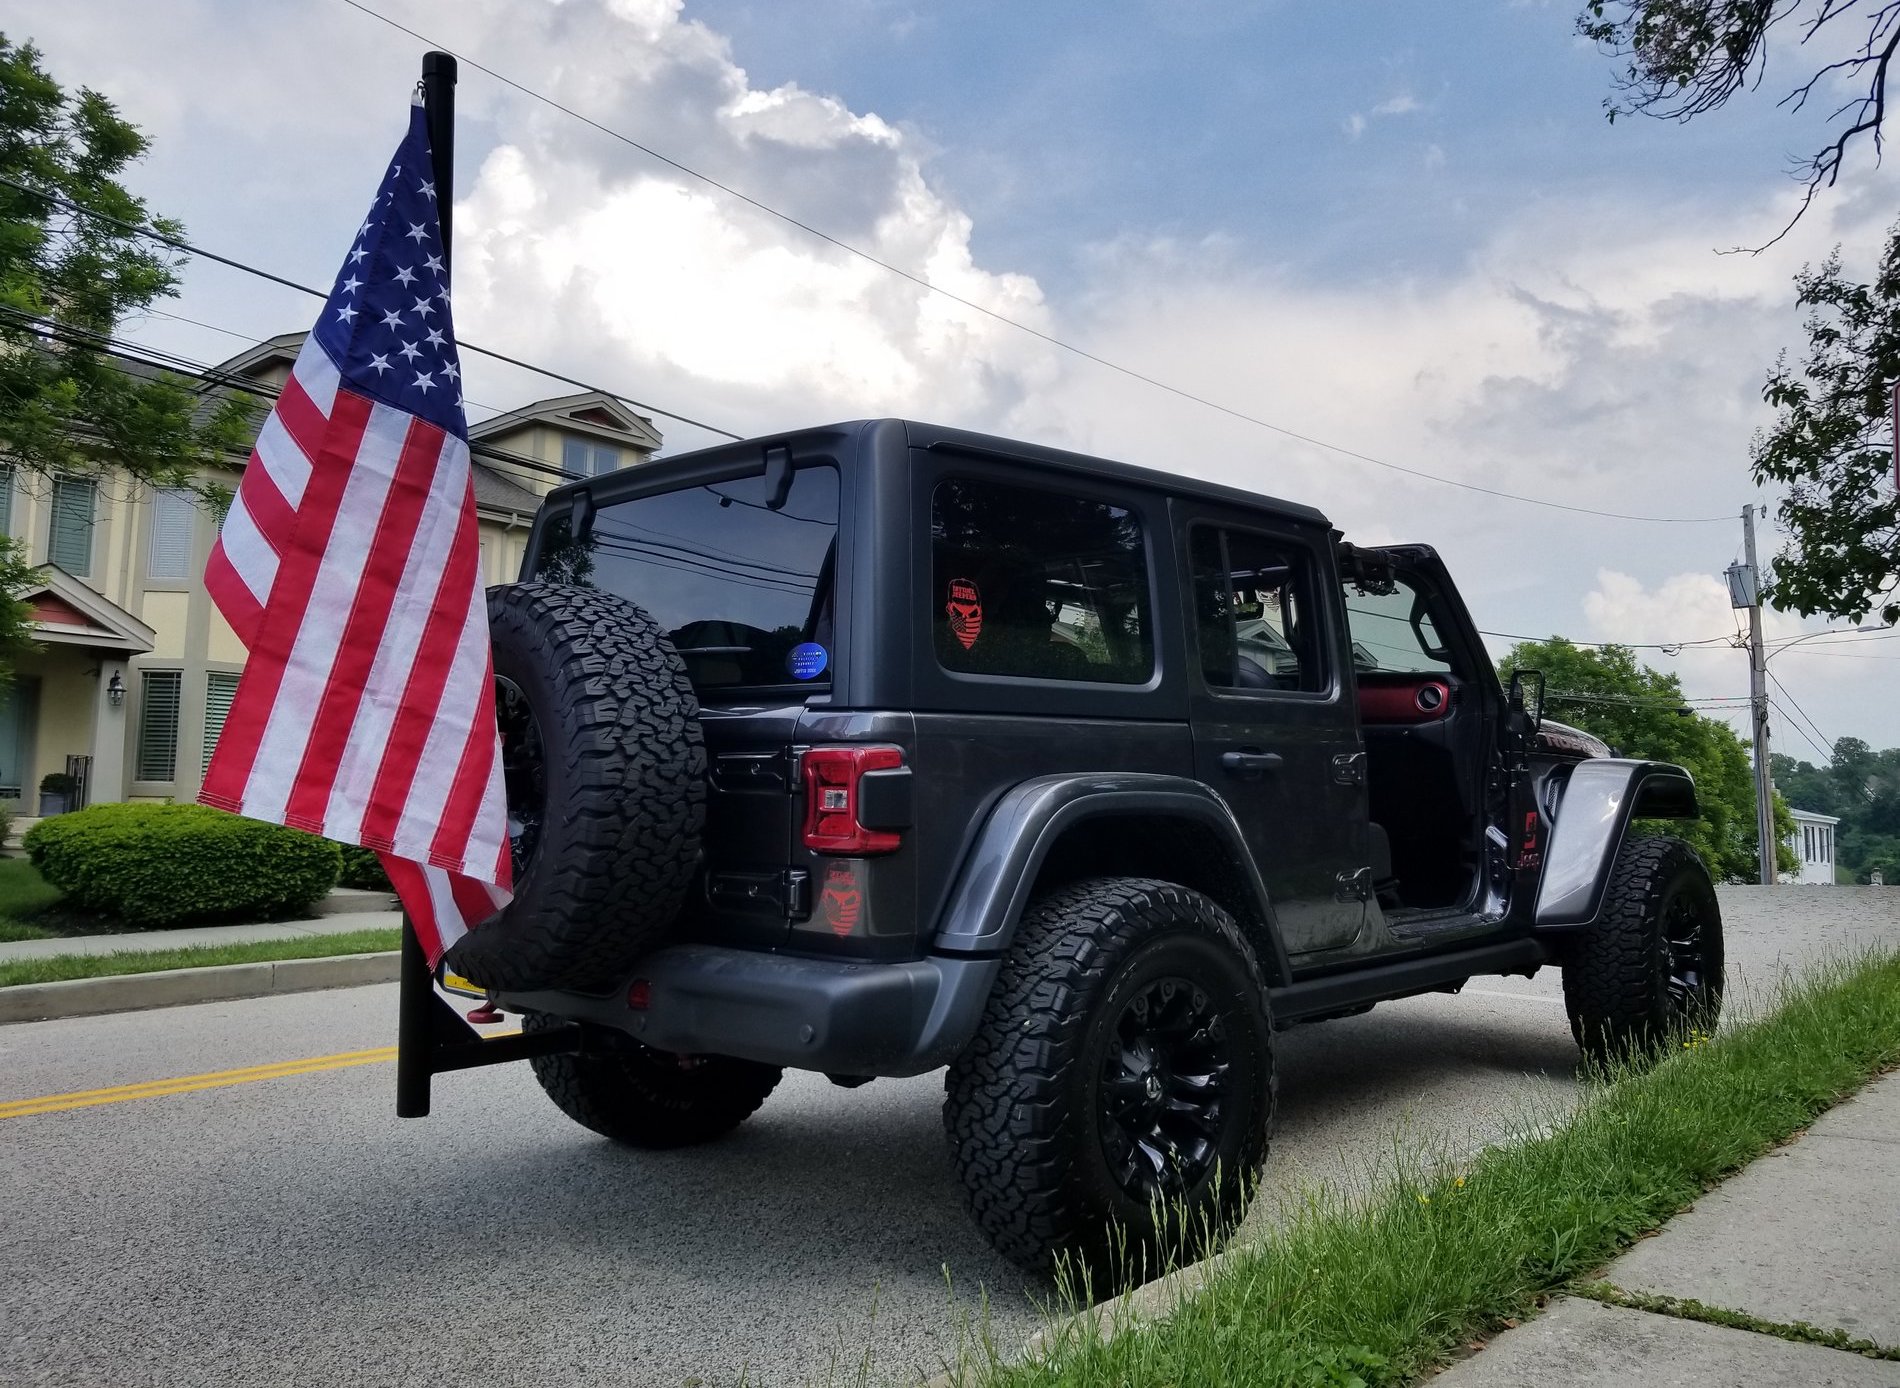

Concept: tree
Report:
left=1502, top=638, right=1797, bottom=880
left=1578, top=1, right=1900, bottom=242
left=0, top=34, right=251, bottom=674
left=1772, top=738, right=1900, bottom=880
left=1576, top=6, right=1900, bottom=620
left=1751, top=239, right=1900, bottom=623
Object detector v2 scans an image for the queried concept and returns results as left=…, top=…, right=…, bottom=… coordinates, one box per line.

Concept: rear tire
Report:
left=1562, top=835, right=1724, bottom=1064
left=523, top=1014, right=782, bottom=1148
left=445, top=582, right=705, bottom=993
left=943, top=878, right=1275, bottom=1281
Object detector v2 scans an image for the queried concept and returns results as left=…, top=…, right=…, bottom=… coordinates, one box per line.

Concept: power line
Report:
left=1478, top=627, right=1736, bottom=652
left=1768, top=697, right=1834, bottom=762
left=333, top=0, right=1741, bottom=527
left=0, top=172, right=742, bottom=443
left=1767, top=671, right=1835, bottom=756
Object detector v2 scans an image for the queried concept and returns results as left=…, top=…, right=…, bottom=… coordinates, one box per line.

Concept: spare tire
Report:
left=444, top=582, right=706, bottom=992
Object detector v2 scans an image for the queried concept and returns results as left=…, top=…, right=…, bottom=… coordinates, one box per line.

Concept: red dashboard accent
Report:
left=1358, top=676, right=1453, bottom=724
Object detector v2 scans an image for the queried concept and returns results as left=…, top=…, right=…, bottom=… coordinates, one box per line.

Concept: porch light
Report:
left=106, top=672, right=124, bottom=707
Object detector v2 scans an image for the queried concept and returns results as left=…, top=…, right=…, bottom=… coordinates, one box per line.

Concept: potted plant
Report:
left=37, top=772, right=79, bottom=817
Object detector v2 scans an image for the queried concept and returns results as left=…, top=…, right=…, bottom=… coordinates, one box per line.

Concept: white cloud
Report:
left=1372, top=93, right=1422, bottom=117
left=1343, top=112, right=1368, bottom=139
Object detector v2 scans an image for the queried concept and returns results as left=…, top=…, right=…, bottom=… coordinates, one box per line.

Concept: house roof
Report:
left=470, top=462, right=541, bottom=516
left=470, top=390, right=663, bottom=453
left=1788, top=807, right=1842, bottom=826
left=21, top=567, right=156, bottom=655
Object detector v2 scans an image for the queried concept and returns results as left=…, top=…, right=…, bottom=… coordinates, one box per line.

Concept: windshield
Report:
left=535, top=465, right=839, bottom=691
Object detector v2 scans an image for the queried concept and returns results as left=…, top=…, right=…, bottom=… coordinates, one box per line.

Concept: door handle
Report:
left=1220, top=750, right=1284, bottom=775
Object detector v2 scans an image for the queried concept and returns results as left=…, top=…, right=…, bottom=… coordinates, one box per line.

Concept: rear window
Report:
left=537, top=465, right=838, bottom=691
left=931, top=476, right=1153, bottom=684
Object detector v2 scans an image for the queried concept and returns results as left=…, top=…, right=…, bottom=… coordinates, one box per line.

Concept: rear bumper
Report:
left=498, top=945, right=1000, bottom=1078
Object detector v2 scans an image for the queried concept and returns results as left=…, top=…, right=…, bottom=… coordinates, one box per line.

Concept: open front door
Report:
left=1341, top=545, right=1511, bottom=919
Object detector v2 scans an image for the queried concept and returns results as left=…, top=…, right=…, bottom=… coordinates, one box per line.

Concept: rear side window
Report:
left=537, top=465, right=838, bottom=691
left=931, top=477, right=1152, bottom=684
left=1190, top=526, right=1327, bottom=694
left=1343, top=574, right=1452, bottom=674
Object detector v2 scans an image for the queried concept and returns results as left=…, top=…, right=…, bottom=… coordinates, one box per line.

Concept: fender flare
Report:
left=1534, top=759, right=1700, bottom=928
left=930, top=772, right=1293, bottom=985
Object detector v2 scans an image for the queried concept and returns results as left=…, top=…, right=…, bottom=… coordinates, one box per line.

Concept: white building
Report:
left=1783, top=808, right=1841, bottom=885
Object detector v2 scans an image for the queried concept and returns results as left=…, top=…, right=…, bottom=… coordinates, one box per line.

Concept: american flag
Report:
left=201, top=98, right=511, bottom=964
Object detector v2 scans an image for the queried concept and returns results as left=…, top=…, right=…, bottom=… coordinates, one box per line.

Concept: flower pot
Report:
left=37, top=792, right=70, bottom=817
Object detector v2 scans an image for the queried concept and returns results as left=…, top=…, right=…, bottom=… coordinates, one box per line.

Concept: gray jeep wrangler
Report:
left=401, top=418, right=1723, bottom=1276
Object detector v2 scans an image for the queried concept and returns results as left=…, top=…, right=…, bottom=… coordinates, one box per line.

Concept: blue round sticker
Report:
left=788, top=642, right=829, bottom=680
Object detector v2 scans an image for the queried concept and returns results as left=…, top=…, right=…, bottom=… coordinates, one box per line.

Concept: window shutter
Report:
left=149, top=489, right=195, bottom=579
left=0, top=468, right=13, bottom=537
left=49, top=478, right=96, bottom=576
left=202, top=673, right=239, bottom=777
left=137, top=670, right=182, bottom=783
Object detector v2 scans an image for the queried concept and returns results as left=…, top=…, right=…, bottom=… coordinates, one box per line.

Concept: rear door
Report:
left=1178, top=506, right=1369, bottom=957
left=534, top=457, right=845, bottom=948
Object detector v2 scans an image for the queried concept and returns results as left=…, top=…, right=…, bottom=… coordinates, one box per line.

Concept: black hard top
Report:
left=544, top=418, right=1333, bottom=530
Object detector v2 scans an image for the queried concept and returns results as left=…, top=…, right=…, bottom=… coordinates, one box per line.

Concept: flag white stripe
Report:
left=422, top=865, right=465, bottom=953
left=215, top=502, right=279, bottom=609
left=389, top=593, right=493, bottom=863
left=321, top=433, right=473, bottom=841
left=239, top=400, right=411, bottom=824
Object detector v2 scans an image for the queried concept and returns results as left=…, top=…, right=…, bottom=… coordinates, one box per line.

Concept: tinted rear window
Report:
left=931, top=476, right=1153, bottom=684
left=536, top=465, right=838, bottom=690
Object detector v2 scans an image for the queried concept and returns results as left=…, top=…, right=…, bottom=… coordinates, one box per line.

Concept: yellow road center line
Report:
left=0, top=1029, right=521, bottom=1120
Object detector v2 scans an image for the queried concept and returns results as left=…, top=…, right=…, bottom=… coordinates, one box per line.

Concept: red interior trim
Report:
left=1358, top=675, right=1452, bottom=724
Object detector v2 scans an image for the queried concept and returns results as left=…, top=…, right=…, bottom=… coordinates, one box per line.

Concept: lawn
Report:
left=0, top=857, right=68, bottom=940
left=0, top=927, right=403, bottom=987
left=958, top=948, right=1900, bottom=1388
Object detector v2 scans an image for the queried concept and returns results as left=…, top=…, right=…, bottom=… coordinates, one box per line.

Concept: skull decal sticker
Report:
left=946, top=578, right=983, bottom=650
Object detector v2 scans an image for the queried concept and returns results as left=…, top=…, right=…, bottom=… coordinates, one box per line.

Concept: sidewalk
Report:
left=0, top=908, right=400, bottom=962
left=1433, top=1070, right=1900, bottom=1386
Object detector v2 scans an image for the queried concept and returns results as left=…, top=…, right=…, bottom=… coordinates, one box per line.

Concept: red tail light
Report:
left=801, top=745, right=903, bottom=855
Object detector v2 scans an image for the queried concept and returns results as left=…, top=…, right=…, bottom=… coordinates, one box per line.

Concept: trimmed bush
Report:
left=336, top=843, right=394, bottom=892
left=24, top=803, right=341, bottom=928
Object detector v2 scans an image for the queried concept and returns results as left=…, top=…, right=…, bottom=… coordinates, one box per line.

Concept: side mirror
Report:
left=1508, top=668, right=1545, bottom=735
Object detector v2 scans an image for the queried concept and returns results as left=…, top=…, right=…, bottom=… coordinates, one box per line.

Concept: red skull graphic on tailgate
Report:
left=946, top=578, right=983, bottom=650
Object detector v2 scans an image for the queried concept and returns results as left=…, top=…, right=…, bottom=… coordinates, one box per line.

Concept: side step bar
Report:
left=1269, top=937, right=1550, bottom=1026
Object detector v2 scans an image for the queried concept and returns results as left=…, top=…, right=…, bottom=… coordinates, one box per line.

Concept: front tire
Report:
left=944, top=878, right=1275, bottom=1280
left=1562, top=835, right=1724, bottom=1063
left=524, top=1014, right=782, bottom=1148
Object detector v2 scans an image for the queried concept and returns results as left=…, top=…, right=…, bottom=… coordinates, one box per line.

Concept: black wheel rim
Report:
left=1662, top=888, right=1712, bottom=1015
left=494, top=674, right=546, bottom=880
left=1097, top=976, right=1232, bottom=1204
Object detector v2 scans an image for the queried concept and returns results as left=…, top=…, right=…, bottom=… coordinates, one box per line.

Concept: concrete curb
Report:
left=0, top=951, right=399, bottom=1024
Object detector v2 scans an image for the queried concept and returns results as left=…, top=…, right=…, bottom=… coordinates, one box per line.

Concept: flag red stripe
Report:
left=379, top=854, right=443, bottom=959
left=200, top=391, right=373, bottom=810
left=282, top=417, right=446, bottom=828
left=429, top=660, right=500, bottom=871
left=203, top=547, right=264, bottom=648
left=268, top=372, right=332, bottom=491
left=357, top=482, right=482, bottom=849
left=237, top=463, right=297, bottom=554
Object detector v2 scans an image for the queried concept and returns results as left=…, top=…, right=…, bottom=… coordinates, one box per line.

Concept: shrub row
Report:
left=25, top=803, right=345, bottom=928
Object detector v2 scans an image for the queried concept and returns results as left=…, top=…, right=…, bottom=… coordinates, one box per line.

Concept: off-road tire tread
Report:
left=1561, top=834, right=1722, bottom=1061
left=943, top=876, right=1274, bottom=1274
left=523, top=1014, right=782, bottom=1147
left=446, top=582, right=705, bottom=992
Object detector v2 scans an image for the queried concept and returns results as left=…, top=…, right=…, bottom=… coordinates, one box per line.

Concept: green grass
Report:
left=950, top=950, right=1900, bottom=1388
left=0, top=857, right=66, bottom=939
left=0, top=927, right=401, bottom=987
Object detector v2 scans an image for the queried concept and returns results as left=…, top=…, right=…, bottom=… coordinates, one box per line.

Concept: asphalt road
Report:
left=3, top=887, right=1897, bottom=1388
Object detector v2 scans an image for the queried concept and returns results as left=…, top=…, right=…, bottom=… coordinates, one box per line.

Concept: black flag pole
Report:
left=395, top=51, right=459, bottom=1121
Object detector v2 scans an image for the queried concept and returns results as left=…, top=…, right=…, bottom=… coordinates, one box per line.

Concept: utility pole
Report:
left=1741, top=504, right=1777, bottom=885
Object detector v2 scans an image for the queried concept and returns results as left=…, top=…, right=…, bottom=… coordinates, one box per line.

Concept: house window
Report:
left=0, top=467, right=13, bottom=537
left=202, top=672, right=240, bottom=776
left=136, top=670, right=183, bottom=783
left=149, top=488, right=196, bottom=579
left=49, top=477, right=97, bottom=576
left=561, top=438, right=620, bottom=478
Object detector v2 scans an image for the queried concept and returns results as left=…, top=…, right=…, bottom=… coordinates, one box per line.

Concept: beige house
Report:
left=0, top=332, right=660, bottom=812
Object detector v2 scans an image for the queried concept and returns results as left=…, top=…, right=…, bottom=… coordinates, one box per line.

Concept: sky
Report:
left=9, top=0, right=1900, bottom=761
